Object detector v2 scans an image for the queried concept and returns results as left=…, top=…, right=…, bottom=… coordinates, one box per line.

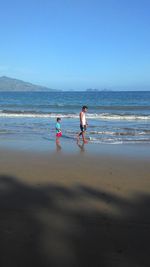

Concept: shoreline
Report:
left=0, top=137, right=150, bottom=159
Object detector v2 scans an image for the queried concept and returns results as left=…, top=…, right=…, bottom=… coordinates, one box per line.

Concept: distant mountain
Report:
left=86, top=88, right=112, bottom=92
left=86, top=88, right=100, bottom=92
left=0, top=76, right=58, bottom=91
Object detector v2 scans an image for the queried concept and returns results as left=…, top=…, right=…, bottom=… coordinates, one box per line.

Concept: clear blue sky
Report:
left=0, top=0, right=150, bottom=90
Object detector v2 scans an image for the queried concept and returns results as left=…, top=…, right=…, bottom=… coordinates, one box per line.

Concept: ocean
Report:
left=0, top=91, right=150, bottom=145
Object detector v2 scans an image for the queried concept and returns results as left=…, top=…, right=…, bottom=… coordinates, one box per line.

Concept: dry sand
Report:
left=0, top=146, right=150, bottom=267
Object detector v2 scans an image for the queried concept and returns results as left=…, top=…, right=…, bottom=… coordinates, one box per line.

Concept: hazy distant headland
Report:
left=0, top=76, right=60, bottom=92
left=86, top=88, right=112, bottom=92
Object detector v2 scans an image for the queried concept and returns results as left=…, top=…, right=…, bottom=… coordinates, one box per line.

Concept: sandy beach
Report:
left=0, top=144, right=150, bottom=267
left=1, top=0, right=150, bottom=265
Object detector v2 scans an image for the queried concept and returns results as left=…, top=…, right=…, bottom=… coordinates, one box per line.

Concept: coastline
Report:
left=0, top=142, right=150, bottom=266
left=0, top=135, right=150, bottom=158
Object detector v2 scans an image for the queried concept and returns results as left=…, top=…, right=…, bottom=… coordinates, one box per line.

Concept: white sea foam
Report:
left=88, top=137, right=123, bottom=144
left=87, top=113, right=150, bottom=120
left=0, top=111, right=150, bottom=120
left=89, top=130, right=115, bottom=135
left=88, top=138, right=150, bottom=144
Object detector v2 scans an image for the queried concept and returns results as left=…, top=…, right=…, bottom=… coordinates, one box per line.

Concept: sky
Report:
left=0, top=0, right=150, bottom=90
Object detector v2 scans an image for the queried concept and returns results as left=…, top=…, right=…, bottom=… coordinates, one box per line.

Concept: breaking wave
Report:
left=0, top=110, right=150, bottom=120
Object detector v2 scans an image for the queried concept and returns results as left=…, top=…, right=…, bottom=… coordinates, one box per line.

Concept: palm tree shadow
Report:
left=0, top=175, right=150, bottom=267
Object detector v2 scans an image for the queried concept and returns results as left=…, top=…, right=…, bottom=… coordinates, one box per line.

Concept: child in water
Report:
left=56, top=118, right=62, bottom=139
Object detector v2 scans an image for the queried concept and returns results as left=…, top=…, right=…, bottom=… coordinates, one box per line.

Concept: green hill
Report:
left=0, top=76, right=57, bottom=91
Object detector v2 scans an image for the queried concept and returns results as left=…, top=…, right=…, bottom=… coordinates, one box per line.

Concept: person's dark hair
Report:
left=82, top=105, right=88, bottom=110
left=57, top=117, right=61, bottom=122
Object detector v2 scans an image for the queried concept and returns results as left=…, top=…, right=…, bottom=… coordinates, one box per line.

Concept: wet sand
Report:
left=0, top=145, right=150, bottom=267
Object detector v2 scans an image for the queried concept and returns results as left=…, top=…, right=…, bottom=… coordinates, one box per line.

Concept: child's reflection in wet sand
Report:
left=56, top=139, right=62, bottom=152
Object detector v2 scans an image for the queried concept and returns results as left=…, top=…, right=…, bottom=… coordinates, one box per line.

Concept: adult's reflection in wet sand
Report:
left=77, top=141, right=85, bottom=152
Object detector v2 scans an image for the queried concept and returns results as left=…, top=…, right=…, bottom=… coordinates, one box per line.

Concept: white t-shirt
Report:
left=81, top=112, right=86, bottom=125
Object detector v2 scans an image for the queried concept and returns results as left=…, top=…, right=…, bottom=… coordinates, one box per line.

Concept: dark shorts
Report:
left=80, top=124, right=86, bottom=132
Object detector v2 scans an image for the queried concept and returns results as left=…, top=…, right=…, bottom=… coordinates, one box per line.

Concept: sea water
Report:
left=0, top=91, right=150, bottom=145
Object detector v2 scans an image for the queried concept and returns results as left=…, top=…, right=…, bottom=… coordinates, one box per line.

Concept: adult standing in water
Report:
left=77, top=106, right=88, bottom=144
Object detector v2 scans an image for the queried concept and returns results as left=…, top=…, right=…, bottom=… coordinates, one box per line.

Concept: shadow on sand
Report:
left=0, top=175, right=150, bottom=267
